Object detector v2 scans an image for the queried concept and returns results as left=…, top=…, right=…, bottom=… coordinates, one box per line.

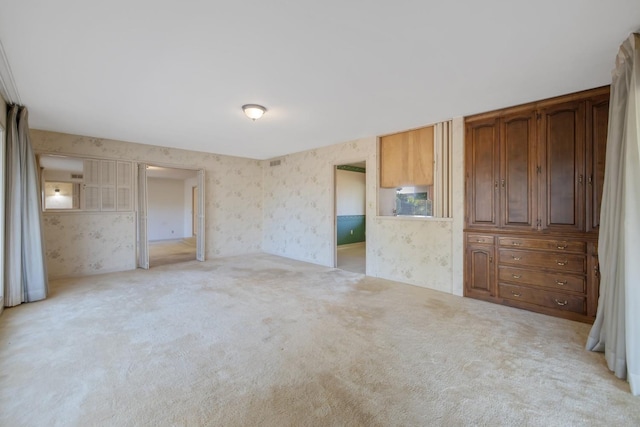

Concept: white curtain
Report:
left=4, top=105, right=48, bottom=306
left=586, top=33, right=640, bottom=396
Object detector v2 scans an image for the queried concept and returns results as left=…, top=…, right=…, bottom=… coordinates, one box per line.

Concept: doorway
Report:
left=137, top=164, right=205, bottom=269
left=334, top=161, right=366, bottom=274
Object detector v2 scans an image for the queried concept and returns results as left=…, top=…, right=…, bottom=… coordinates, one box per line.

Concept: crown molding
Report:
left=0, top=38, right=21, bottom=105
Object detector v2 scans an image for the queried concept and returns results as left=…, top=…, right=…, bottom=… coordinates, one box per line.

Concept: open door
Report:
left=334, top=162, right=366, bottom=274
left=137, top=163, right=149, bottom=269
left=196, top=169, right=205, bottom=261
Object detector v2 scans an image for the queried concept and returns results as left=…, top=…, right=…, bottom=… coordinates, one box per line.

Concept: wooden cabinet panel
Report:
left=466, top=234, right=494, bottom=245
left=499, top=249, right=586, bottom=274
left=465, top=119, right=499, bottom=228
left=499, top=283, right=586, bottom=314
left=380, top=131, right=406, bottom=188
left=464, top=86, right=608, bottom=323
left=380, top=126, right=433, bottom=188
left=411, top=126, right=434, bottom=186
left=500, top=112, right=537, bottom=229
left=539, top=101, right=586, bottom=232
left=586, top=95, right=609, bottom=232
left=498, top=236, right=585, bottom=253
left=465, top=242, right=495, bottom=298
left=498, top=266, right=585, bottom=293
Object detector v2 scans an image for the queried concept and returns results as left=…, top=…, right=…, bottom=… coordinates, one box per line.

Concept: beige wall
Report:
left=262, top=118, right=465, bottom=295
left=31, top=118, right=465, bottom=295
left=32, top=130, right=264, bottom=278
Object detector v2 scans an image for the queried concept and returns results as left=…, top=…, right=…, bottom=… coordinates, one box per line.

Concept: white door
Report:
left=196, top=169, right=205, bottom=261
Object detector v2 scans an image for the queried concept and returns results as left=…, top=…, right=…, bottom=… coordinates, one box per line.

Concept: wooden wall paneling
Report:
left=586, top=94, right=609, bottom=232
left=500, top=111, right=537, bottom=229
left=539, top=100, right=586, bottom=232
left=411, top=126, right=434, bottom=186
left=465, top=119, right=500, bottom=228
left=380, top=131, right=407, bottom=188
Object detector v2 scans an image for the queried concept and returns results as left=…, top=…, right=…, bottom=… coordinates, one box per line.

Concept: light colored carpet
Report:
left=149, top=238, right=196, bottom=268
left=0, top=254, right=636, bottom=426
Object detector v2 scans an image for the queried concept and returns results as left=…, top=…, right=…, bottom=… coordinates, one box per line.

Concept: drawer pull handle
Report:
left=511, top=292, right=522, bottom=297
left=555, top=280, right=567, bottom=286
left=476, top=239, right=484, bottom=243
left=512, top=256, right=522, bottom=261
left=512, top=274, right=521, bottom=279
left=556, top=260, right=568, bottom=266
left=557, top=244, right=567, bottom=250
left=555, top=299, right=568, bottom=306
left=512, top=242, right=522, bottom=246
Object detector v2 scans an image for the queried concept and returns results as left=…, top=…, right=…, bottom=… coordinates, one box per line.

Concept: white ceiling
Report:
left=1, top=1, right=638, bottom=160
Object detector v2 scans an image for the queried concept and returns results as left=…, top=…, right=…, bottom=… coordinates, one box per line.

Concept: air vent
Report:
left=71, top=174, right=83, bottom=179
left=269, top=160, right=281, bottom=167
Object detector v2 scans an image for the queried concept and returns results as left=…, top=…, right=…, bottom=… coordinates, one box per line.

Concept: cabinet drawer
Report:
left=498, top=266, right=585, bottom=293
left=498, top=237, right=585, bottom=253
left=466, top=234, right=494, bottom=245
left=499, top=283, right=586, bottom=314
left=499, top=249, right=586, bottom=273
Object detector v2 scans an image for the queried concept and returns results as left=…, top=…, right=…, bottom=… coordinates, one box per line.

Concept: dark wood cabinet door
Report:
left=465, top=119, right=499, bottom=228
left=539, top=101, right=586, bottom=232
left=586, top=95, right=609, bottom=232
left=464, top=243, right=495, bottom=298
left=500, top=111, right=537, bottom=229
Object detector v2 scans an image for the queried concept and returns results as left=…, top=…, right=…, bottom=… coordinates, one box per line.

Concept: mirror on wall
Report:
left=39, top=154, right=85, bottom=210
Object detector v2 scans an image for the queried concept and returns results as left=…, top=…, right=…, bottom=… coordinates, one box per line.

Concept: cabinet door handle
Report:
left=511, top=291, right=522, bottom=297
left=494, top=180, right=498, bottom=189
left=489, top=256, right=493, bottom=263
left=556, top=242, right=567, bottom=250
left=512, top=274, right=521, bottom=279
left=511, top=242, right=522, bottom=246
left=556, top=260, right=568, bottom=266
left=501, top=179, right=505, bottom=188
left=579, top=174, right=584, bottom=184
left=512, top=256, right=522, bottom=261
left=554, top=299, right=568, bottom=306
left=555, top=280, right=567, bottom=286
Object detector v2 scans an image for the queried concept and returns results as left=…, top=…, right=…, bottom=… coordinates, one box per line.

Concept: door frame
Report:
left=136, top=163, right=205, bottom=269
left=332, top=159, right=367, bottom=271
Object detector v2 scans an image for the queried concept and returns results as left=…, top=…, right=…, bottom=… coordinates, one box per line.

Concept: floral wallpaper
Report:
left=43, top=212, right=136, bottom=279
left=261, top=122, right=466, bottom=294
left=31, top=130, right=263, bottom=278
left=262, top=138, right=377, bottom=267
left=31, top=119, right=465, bottom=295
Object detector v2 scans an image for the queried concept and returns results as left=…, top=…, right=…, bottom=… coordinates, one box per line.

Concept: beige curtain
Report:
left=586, top=33, right=640, bottom=396
left=4, top=105, right=48, bottom=306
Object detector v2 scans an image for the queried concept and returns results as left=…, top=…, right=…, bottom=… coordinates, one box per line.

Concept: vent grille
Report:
left=269, top=160, right=281, bottom=167
left=71, top=174, right=83, bottom=179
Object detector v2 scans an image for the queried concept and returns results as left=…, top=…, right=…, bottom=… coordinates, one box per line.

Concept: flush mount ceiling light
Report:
left=242, top=104, right=267, bottom=121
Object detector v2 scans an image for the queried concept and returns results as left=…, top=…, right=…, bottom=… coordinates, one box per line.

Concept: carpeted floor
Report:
left=0, top=254, right=636, bottom=426
left=148, top=238, right=196, bottom=268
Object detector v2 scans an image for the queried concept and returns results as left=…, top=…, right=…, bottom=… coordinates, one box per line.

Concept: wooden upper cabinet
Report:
left=500, top=111, right=537, bottom=229
left=539, top=100, right=586, bottom=232
left=380, top=126, right=433, bottom=188
left=465, top=119, right=499, bottom=228
left=586, top=95, right=609, bottom=232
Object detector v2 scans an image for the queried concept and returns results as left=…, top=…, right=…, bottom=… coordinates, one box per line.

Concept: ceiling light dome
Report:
left=242, top=104, right=267, bottom=121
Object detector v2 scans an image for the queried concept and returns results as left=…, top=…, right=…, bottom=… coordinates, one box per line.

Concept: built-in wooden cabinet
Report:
left=464, top=86, right=609, bottom=323
left=465, top=234, right=496, bottom=298
left=380, top=126, right=434, bottom=188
